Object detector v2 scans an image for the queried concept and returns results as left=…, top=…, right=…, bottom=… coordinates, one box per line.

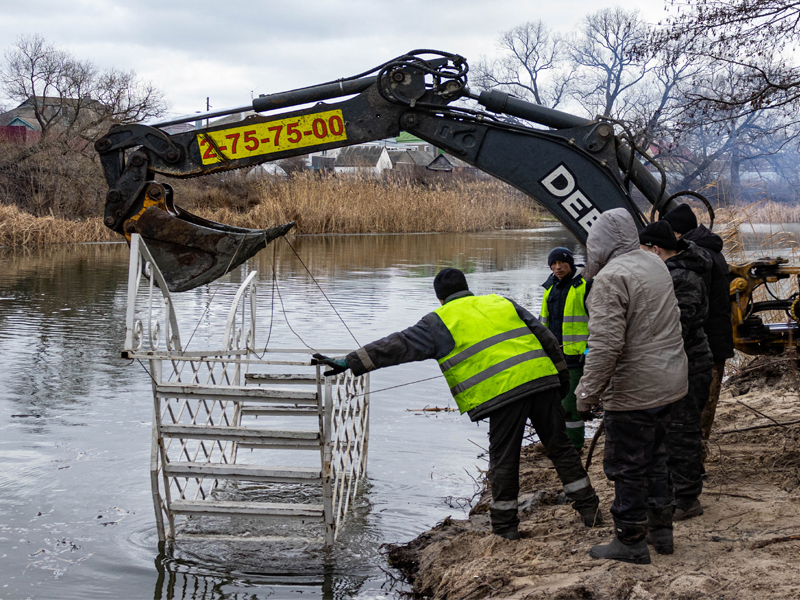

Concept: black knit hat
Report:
left=662, top=204, right=697, bottom=235
left=433, top=268, right=469, bottom=300
left=639, top=220, right=679, bottom=250
left=547, top=247, right=575, bottom=269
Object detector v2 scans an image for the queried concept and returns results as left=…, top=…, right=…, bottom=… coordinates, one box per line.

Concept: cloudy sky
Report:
left=1, top=0, right=667, bottom=121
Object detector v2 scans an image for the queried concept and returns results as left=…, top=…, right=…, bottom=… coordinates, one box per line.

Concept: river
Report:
left=1, top=219, right=791, bottom=600
left=0, top=226, right=582, bottom=600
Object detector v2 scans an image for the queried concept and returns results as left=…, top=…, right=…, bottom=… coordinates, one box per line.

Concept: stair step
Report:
left=159, top=424, right=319, bottom=448
left=164, top=462, right=322, bottom=483
left=170, top=499, right=324, bottom=519
left=175, top=533, right=324, bottom=544
left=156, top=382, right=318, bottom=404
left=245, top=373, right=318, bottom=385
left=241, top=406, right=319, bottom=417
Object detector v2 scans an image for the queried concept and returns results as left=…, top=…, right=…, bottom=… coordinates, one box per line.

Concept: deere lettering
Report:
left=540, top=164, right=601, bottom=234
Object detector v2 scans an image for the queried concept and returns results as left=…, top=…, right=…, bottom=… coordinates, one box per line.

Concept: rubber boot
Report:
left=590, top=520, right=651, bottom=565
left=568, top=484, right=602, bottom=527
left=646, top=505, right=674, bottom=555
left=674, top=498, right=703, bottom=521
left=580, top=507, right=604, bottom=528
left=495, top=529, right=520, bottom=541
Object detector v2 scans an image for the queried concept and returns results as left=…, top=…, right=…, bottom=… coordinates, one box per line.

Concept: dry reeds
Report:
left=191, top=172, right=541, bottom=234
left=0, top=204, right=120, bottom=246
left=0, top=170, right=541, bottom=246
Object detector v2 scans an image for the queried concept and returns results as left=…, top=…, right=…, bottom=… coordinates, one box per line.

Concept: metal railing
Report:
left=123, top=234, right=370, bottom=546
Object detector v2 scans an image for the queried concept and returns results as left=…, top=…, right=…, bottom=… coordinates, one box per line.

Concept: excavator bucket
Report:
left=129, top=205, right=294, bottom=292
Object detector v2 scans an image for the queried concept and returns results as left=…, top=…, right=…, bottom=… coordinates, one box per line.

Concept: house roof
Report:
left=408, top=150, right=434, bottom=166
left=427, top=154, right=453, bottom=172
left=334, top=146, right=386, bottom=167
left=0, top=106, right=39, bottom=129
left=1, top=114, right=37, bottom=129
left=388, top=151, right=414, bottom=165
left=395, top=131, right=426, bottom=144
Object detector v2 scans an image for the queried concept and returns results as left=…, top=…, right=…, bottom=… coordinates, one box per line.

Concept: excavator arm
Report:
left=95, top=51, right=671, bottom=292
left=97, top=50, right=798, bottom=355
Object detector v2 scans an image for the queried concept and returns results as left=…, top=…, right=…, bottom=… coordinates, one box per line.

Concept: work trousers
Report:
left=487, top=387, right=597, bottom=535
left=603, top=404, right=672, bottom=524
left=666, top=368, right=713, bottom=506
left=562, top=366, right=585, bottom=448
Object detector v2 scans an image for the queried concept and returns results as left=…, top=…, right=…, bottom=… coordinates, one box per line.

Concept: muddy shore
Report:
left=387, top=359, right=800, bottom=599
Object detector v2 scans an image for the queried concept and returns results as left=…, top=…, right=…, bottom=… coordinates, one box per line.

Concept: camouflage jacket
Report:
left=665, top=240, right=714, bottom=375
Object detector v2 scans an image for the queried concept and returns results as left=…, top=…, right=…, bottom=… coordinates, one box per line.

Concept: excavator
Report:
left=93, top=49, right=800, bottom=356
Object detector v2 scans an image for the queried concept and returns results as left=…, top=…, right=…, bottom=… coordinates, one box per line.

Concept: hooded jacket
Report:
left=576, top=209, right=688, bottom=411
left=682, top=224, right=735, bottom=360
left=665, top=240, right=714, bottom=375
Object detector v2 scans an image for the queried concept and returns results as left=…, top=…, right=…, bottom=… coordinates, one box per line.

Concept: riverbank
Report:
left=0, top=174, right=542, bottom=246
left=387, top=359, right=800, bottom=599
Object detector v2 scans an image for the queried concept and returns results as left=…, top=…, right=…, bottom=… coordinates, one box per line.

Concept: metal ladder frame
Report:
left=123, top=234, right=370, bottom=546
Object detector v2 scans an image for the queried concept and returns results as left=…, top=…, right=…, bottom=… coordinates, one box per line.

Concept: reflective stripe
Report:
left=356, top=347, right=376, bottom=371
left=449, top=349, right=547, bottom=396
left=563, top=476, right=590, bottom=494
left=440, top=327, right=532, bottom=371
left=566, top=421, right=584, bottom=428
left=540, top=317, right=548, bottom=325
left=490, top=499, right=518, bottom=511
left=563, top=334, right=589, bottom=342
left=540, top=277, right=589, bottom=356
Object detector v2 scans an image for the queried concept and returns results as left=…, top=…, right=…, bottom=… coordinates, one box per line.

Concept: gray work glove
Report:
left=576, top=383, right=600, bottom=420
left=311, top=353, right=350, bottom=377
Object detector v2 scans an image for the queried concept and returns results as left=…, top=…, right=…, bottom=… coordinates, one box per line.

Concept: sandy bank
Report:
left=388, top=359, right=800, bottom=599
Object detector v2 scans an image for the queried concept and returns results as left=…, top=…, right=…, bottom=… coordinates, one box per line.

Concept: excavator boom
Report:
left=96, top=51, right=671, bottom=294
left=96, top=50, right=797, bottom=355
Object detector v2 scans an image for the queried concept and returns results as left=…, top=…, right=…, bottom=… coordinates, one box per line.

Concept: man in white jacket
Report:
left=576, top=209, right=688, bottom=565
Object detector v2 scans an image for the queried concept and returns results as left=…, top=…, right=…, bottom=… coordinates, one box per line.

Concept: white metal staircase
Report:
left=123, top=234, right=369, bottom=546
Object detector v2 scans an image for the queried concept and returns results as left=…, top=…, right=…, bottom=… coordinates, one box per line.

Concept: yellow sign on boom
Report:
left=197, top=109, right=347, bottom=165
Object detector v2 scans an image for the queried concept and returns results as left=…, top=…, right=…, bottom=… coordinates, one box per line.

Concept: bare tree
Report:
left=661, top=1, right=800, bottom=114
left=568, top=8, right=654, bottom=118
left=473, top=21, right=575, bottom=108
left=0, top=34, right=168, bottom=143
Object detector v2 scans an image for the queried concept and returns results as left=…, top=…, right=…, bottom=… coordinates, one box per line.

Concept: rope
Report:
left=281, top=237, right=361, bottom=347
left=252, top=243, right=278, bottom=359
left=181, top=232, right=248, bottom=352
left=351, top=375, right=442, bottom=398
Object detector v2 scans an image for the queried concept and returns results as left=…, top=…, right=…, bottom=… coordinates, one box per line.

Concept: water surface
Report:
left=0, top=227, right=578, bottom=599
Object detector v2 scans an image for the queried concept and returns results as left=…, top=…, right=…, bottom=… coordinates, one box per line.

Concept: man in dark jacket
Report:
left=662, top=204, right=734, bottom=438
left=640, top=221, right=714, bottom=541
left=313, top=268, right=602, bottom=540
left=540, top=247, right=591, bottom=450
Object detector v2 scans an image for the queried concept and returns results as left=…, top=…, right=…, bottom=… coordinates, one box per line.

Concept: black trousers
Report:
left=487, top=388, right=597, bottom=534
left=667, top=368, right=713, bottom=505
left=603, top=404, right=672, bottom=524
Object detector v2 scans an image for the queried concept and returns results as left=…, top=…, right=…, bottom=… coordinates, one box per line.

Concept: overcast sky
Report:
left=1, top=1, right=667, bottom=121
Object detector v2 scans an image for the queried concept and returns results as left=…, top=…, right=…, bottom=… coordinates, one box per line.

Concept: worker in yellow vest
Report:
left=314, top=268, right=602, bottom=540
left=539, top=247, right=591, bottom=450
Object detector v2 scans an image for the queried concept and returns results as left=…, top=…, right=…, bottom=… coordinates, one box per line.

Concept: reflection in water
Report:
left=1, top=229, right=580, bottom=599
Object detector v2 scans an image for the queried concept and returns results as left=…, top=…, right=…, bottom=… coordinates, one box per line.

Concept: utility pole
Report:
left=206, top=97, right=211, bottom=127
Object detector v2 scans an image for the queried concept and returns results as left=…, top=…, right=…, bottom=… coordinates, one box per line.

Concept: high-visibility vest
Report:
left=434, top=294, right=558, bottom=414
left=540, top=277, right=589, bottom=356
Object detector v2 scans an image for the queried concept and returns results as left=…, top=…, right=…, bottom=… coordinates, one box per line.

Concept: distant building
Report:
left=389, top=149, right=435, bottom=169
left=334, top=146, right=392, bottom=174
left=395, top=131, right=436, bottom=154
